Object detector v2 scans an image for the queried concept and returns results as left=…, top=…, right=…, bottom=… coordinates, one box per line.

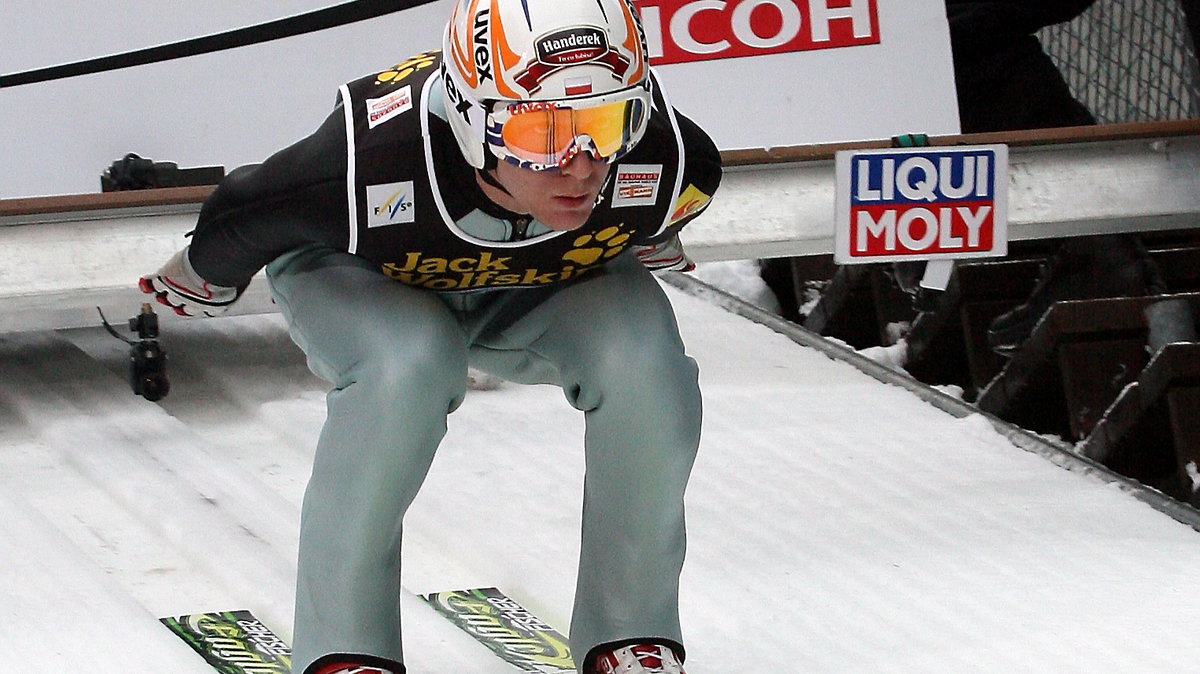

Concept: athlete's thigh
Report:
left=267, top=246, right=466, bottom=384
left=469, top=255, right=684, bottom=381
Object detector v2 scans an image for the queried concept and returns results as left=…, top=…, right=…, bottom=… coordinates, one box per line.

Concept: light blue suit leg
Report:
left=267, top=247, right=469, bottom=673
left=468, top=255, right=702, bottom=670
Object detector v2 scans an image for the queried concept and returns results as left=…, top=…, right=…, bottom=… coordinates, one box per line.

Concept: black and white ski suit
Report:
left=181, top=51, right=721, bottom=674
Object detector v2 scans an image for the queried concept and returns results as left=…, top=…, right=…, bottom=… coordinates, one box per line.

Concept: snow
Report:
left=690, top=260, right=783, bottom=315
left=2, top=277, right=1200, bottom=672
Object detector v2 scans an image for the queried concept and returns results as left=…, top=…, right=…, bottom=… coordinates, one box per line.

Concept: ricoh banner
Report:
left=637, top=0, right=960, bottom=149
left=641, top=0, right=881, bottom=64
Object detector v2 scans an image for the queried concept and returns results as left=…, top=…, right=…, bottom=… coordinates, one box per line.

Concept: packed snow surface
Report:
left=1, top=279, right=1198, bottom=672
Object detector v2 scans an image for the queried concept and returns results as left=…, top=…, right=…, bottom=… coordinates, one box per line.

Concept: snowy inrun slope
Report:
left=1, top=281, right=1198, bottom=673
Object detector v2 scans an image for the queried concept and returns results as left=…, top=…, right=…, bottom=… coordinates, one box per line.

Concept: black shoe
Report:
left=888, top=261, right=944, bottom=312
left=987, top=235, right=1166, bottom=355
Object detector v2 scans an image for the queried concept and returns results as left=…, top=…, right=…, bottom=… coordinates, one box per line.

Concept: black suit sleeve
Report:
left=187, top=106, right=351, bottom=287
left=644, top=108, right=722, bottom=244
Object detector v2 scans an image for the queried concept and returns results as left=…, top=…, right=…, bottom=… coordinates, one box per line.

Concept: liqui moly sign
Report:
left=636, top=0, right=880, bottom=64
left=834, top=146, right=1009, bottom=263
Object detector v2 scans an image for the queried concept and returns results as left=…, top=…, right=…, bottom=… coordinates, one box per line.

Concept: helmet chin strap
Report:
left=476, top=151, right=512, bottom=196
left=476, top=167, right=512, bottom=197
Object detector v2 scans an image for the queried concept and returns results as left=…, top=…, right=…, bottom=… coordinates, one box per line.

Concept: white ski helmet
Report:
left=441, top=0, right=652, bottom=170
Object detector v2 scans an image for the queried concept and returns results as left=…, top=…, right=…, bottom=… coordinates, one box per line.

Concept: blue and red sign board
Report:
left=834, top=145, right=1009, bottom=263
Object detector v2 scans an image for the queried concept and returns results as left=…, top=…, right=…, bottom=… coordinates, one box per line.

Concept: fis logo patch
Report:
left=367, top=181, right=416, bottom=227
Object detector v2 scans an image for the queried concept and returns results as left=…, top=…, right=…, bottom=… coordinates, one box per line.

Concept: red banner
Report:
left=635, top=0, right=881, bottom=65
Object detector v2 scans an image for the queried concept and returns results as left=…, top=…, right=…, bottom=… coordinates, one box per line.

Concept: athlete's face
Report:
left=487, top=154, right=610, bottom=231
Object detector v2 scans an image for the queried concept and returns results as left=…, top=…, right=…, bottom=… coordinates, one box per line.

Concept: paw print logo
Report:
left=375, top=51, right=438, bottom=85
left=562, top=225, right=632, bottom=266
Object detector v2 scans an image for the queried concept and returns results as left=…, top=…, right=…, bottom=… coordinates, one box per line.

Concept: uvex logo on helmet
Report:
left=447, top=0, right=498, bottom=89
left=536, top=27, right=609, bottom=65
left=470, top=5, right=494, bottom=82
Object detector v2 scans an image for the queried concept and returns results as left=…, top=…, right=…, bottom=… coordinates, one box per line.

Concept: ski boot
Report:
left=590, top=643, right=686, bottom=674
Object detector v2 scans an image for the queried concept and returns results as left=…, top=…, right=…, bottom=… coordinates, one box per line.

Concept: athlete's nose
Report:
left=559, top=152, right=605, bottom=181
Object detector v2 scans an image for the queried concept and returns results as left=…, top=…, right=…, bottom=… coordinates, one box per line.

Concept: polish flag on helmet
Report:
left=564, top=76, right=593, bottom=96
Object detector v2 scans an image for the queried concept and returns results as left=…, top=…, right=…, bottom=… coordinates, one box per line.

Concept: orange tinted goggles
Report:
left=488, top=97, right=648, bottom=170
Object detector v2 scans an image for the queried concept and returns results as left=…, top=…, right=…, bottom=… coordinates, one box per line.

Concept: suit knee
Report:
left=335, top=317, right=467, bottom=402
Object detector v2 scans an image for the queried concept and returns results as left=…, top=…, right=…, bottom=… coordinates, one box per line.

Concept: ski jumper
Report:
left=186, top=51, right=721, bottom=674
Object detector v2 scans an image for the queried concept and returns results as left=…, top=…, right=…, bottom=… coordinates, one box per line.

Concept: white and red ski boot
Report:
left=591, top=643, right=686, bottom=674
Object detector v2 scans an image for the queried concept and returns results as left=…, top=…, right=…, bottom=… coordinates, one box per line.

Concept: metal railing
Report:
left=4, top=121, right=1200, bottom=333
left=1040, top=0, right=1200, bottom=123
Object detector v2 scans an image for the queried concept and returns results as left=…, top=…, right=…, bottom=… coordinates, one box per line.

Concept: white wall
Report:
left=1, top=1, right=958, bottom=199
left=2, top=1, right=454, bottom=199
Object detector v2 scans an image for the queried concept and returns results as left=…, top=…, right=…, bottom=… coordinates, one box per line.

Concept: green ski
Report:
left=423, top=587, right=576, bottom=673
left=161, top=610, right=291, bottom=674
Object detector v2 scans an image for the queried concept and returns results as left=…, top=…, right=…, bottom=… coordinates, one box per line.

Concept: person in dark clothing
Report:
left=774, top=2, right=1173, bottom=344
left=950, top=0, right=1164, bottom=354
left=947, top=0, right=1098, bottom=133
